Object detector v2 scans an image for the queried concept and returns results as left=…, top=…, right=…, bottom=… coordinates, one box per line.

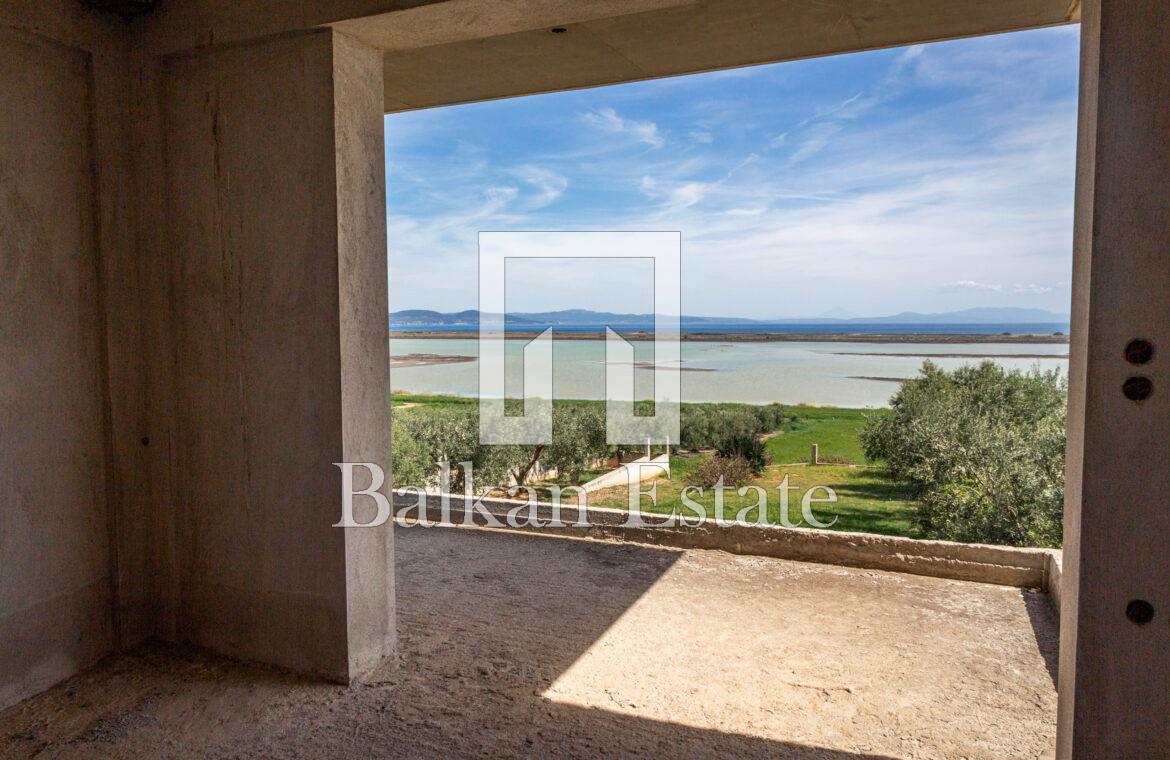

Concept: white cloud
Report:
left=943, top=280, right=1005, bottom=292
left=941, top=281, right=1055, bottom=295
left=787, top=122, right=843, bottom=165
left=640, top=176, right=711, bottom=212
left=582, top=107, right=664, bottom=148
left=1012, top=283, right=1054, bottom=294
left=511, top=165, right=567, bottom=209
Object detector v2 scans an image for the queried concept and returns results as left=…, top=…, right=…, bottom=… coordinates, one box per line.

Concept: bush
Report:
left=679, top=402, right=791, bottom=450
left=715, top=432, right=772, bottom=474
left=688, top=455, right=754, bottom=487
left=392, top=398, right=793, bottom=492
left=392, top=400, right=613, bottom=490
left=860, top=361, right=1066, bottom=547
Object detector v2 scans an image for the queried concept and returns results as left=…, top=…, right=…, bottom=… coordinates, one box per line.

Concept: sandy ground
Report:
left=387, top=353, right=475, bottom=369
left=0, top=526, right=1058, bottom=759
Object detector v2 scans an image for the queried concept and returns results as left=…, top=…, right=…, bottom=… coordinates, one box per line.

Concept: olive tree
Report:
left=861, top=360, right=1066, bottom=547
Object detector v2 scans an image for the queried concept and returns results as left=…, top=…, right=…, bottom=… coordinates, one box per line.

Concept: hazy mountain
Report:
left=390, top=307, right=1069, bottom=326
left=815, top=307, right=859, bottom=320
left=389, top=309, right=757, bottom=326
left=390, top=309, right=537, bottom=325
left=854, top=307, right=1069, bottom=324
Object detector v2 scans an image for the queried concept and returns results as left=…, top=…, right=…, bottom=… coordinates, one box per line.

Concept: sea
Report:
left=388, top=322, right=1069, bottom=408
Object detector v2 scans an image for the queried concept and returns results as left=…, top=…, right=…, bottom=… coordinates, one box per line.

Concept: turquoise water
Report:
left=389, top=338, right=1068, bottom=408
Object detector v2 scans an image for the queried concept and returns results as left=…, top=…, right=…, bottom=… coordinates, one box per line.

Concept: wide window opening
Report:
left=386, top=26, right=1078, bottom=552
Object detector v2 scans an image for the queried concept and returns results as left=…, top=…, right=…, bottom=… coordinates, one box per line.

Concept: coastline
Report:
left=390, top=329, right=1069, bottom=345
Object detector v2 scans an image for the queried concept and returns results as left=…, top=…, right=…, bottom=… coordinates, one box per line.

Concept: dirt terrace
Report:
left=0, top=526, right=1058, bottom=759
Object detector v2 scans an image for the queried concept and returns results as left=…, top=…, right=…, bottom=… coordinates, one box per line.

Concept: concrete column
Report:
left=159, top=28, right=393, bottom=682
left=0, top=17, right=116, bottom=710
left=1058, top=0, right=1170, bottom=755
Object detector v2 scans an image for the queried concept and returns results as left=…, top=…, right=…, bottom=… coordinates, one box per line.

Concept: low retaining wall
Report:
left=392, top=491, right=1062, bottom=592
left=580, top=454, right=670, bottom=492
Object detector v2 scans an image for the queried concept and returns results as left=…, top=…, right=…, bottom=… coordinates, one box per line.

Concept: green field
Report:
left=586, top=457, right=918, bottom=537
left=392, top=392, right=475, bottom=408
left=765, top=405, right=882, bottom=465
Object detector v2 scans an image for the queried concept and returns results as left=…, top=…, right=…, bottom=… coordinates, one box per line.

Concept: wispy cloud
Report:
left=786, top=122, right=843, bottom=165
left=943, top=280, right=1005, bottom=292
left=582, top=107, right=664, bottom=148
left=511, top=165, right=567, bottom=209
left=943, top=281, right=1055, bottom=295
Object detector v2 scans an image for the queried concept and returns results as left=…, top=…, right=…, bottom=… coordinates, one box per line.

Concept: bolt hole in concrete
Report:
left=1122, top=375, right=1153, bottom=401
left=1126, top=599, right=1155, bottom=625
left=1125, top=338, right=1154, bottom=364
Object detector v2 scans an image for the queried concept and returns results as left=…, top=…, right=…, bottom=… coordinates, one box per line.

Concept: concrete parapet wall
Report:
left=393, top=492, right=1061, bottom=591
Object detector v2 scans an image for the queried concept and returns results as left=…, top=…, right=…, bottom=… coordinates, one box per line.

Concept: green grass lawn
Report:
left=765, top=405, right=883, bottom=465
left=584, top=456, right=918, bottom=537
left=392, top=392, right=474, bottom=408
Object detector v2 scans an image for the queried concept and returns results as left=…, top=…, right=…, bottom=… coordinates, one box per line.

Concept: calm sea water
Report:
left=389, top=337, right=1069, bottom=408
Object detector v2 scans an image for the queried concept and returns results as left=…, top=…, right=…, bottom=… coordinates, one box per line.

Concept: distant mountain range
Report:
left=389, top=307, right=1069, bottom=326
left=820, top=307, right=1070, bottom=325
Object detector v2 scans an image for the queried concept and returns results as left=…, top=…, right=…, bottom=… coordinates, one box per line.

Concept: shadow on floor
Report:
left=1022, top=587, right=1060, bottom=688
left=0, top=525, right=1053, bottom=759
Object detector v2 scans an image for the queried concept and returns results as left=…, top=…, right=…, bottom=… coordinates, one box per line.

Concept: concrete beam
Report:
left=375, top=0, right=1081, bottom=112
left=123, top=1, right=1078, bottom=111
left=1058, top=0, right=1170, bottom=756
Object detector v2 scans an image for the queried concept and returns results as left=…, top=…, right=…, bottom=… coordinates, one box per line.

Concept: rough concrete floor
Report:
left=0, top=525, right=1058, bottom=759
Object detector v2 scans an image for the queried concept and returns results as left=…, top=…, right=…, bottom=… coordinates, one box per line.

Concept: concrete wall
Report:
left=395, top=493, right=1061, bottom=589
left=159, top=29, right=393, bottom=682
left=581, top=455, right=670, bottom=493
left=0, top=5, right=132, bottom=710
left=1058, top=0, right=1170, bottom=755
left=1, top=2, right=398, bottom=707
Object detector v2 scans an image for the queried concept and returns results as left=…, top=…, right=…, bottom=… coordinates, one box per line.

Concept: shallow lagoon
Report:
left=388, top=338, right=1068, bottom=408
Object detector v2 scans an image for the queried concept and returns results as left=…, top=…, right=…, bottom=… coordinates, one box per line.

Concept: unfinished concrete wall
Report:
left=159, top=29, right=392, bottom=681
left=1058, top=0, right=1170, bottom=756
left=0, top=9, right=126, bottom=709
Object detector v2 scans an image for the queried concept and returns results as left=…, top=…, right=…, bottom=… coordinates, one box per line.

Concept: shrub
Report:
left=679, top=402, right=791, bottom=450
left=860, top=360, right=1066, bottom=547
left=392, top=400, right=613, bottom=490
left=392, top=398, right=793, bottom=492
left=715, top=432, right=772, bottom=474
left=391, top=405, right=480, bottom=490
left=688, top=455, right=754, bottom=487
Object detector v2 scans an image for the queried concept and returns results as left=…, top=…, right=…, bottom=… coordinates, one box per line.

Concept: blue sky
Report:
left=385, top=26, right=1080, bottom=319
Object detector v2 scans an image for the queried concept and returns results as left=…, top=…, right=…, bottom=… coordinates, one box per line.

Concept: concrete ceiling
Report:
left=333, top=0, right=1080, bottom=113
left=80, top=0, right=157, bottom=18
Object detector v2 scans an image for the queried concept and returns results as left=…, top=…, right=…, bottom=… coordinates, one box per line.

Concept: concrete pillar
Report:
left=1058, top=0, right=1170, bottom=755
left=158, top=28, right=393, bottom=682
left=0, top=17, right=118, bottom=709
